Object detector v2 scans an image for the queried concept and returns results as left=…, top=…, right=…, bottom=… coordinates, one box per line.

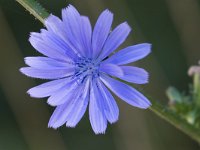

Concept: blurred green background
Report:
left=0, top=0, right=200, bottom=150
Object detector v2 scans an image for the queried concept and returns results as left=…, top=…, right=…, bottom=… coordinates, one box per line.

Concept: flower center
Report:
left=74, top=57, right=100, bottom=81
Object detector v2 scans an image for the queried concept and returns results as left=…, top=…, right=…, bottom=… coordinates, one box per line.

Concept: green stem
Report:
left=149, top=99, right=200, bottom=143
left=16, top=0, right=200, bottom=144
left=16, top=0, right=49, bottom=24
left=193, top=74, right=200, bottom=106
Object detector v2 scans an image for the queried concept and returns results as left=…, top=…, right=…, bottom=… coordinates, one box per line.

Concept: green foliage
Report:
left=16, top=0, right=49, bottom=24
left=166, top=67, right=200, bottom=129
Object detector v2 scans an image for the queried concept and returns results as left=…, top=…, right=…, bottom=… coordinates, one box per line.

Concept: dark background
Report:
left=0, top=0, right=200, bottom=150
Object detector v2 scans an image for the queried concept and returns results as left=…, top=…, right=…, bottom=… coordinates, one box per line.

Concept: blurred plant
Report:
left=16, top=0, right=200, bottom=144
left=167, top=62, right=200, bottom=128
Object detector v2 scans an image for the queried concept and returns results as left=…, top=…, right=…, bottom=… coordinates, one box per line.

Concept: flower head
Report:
left=20, top=5, right=151, bottom=134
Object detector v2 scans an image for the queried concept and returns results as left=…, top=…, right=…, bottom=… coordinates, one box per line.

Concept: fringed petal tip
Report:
left=29, top=32, right=40, bottom=40
left=48, top=124, right=58, bottom=130
left=61, top=4, right=79, bottom=16
left=146, top=74, right=150, bottom=84
left=123, top=21, right=132, bottom=31
left=103, top=9, right=113, bottom=16
left=66, top=123, right=76, bottom=128
left=93, top=130, right=106, bottom=135
left=26, top=90, right=35, bottom=98
left=48, top=119, right=61, bottom=129
left=137, top=97, right=151, bottom=109
left=140, top=98, right=152, bottom=109
left=44, top=13, right=54, bottom=23
left=19, top=67, right=33, bottom=78
left=19, top=67, right=24, bottom=73
left=47, top=100, right=57, bottom=107
left=47, top=95, right=67, bottom=106
left=136, top=72, right=149, bottom=84
left=144, top=43, right=152, bottom=56
left=48, top=120, right=79, bottom=129
left=49, top=122, right=81, bottom=129
left=143, top=102, right=151, bottom=109
left=66, top=4, right=77, bottom=10
left=142, top=43, right=152, bottom=56
left=109, top=118, right=119, bottom=124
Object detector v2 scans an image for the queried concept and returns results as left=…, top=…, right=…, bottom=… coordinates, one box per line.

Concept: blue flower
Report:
left=20, top=5, right=151, bottom=134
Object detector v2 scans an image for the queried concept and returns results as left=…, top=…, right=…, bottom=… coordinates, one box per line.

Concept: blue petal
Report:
left=97, top=79, right=119, bottom=123
left=89, top=80, right=107, bottom=134
left=119, top=66, right=148, bottom=84
left=47, top=80, right=78, bottom=106
left=29, top=32, right=75, bottom=61
left=92, top=10, right=113, bottom=58
left=25, top=57, right=73, bottom=69
left=100, top=75, right=151, bottom=109
left=48, top=100, right=72, bottom=129
left=99, top=63, right=123, bottom=77
left=80, top=16, right=92, bottom=58
left=27, top=78, right=71, bottom=98
left=20, top=67, right=74, bottom=79
left=45, top=14, right=80, bottom=59
left=40, top=29, right=77, bottom=59
left=104, top=43, right=151, bottom=65
left=62, top=5, right=86, bottom=57
left=66, top=79, right=90, bottom=127
left=48, top=80, right=89, bottom=128
left=98, top=22, right=131, bottom=60
left=45, top=14, right=66, bottom=42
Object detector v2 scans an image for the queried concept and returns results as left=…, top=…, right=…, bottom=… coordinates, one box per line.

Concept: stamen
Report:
left=74, top=57, right=100, bottom=83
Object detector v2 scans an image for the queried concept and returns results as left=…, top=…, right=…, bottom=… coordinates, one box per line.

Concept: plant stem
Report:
left=149, top=99, right=200, bottom=143
left=16, top=0, right=49, bottom=24
left=16, top=0, right=200, bottom=144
